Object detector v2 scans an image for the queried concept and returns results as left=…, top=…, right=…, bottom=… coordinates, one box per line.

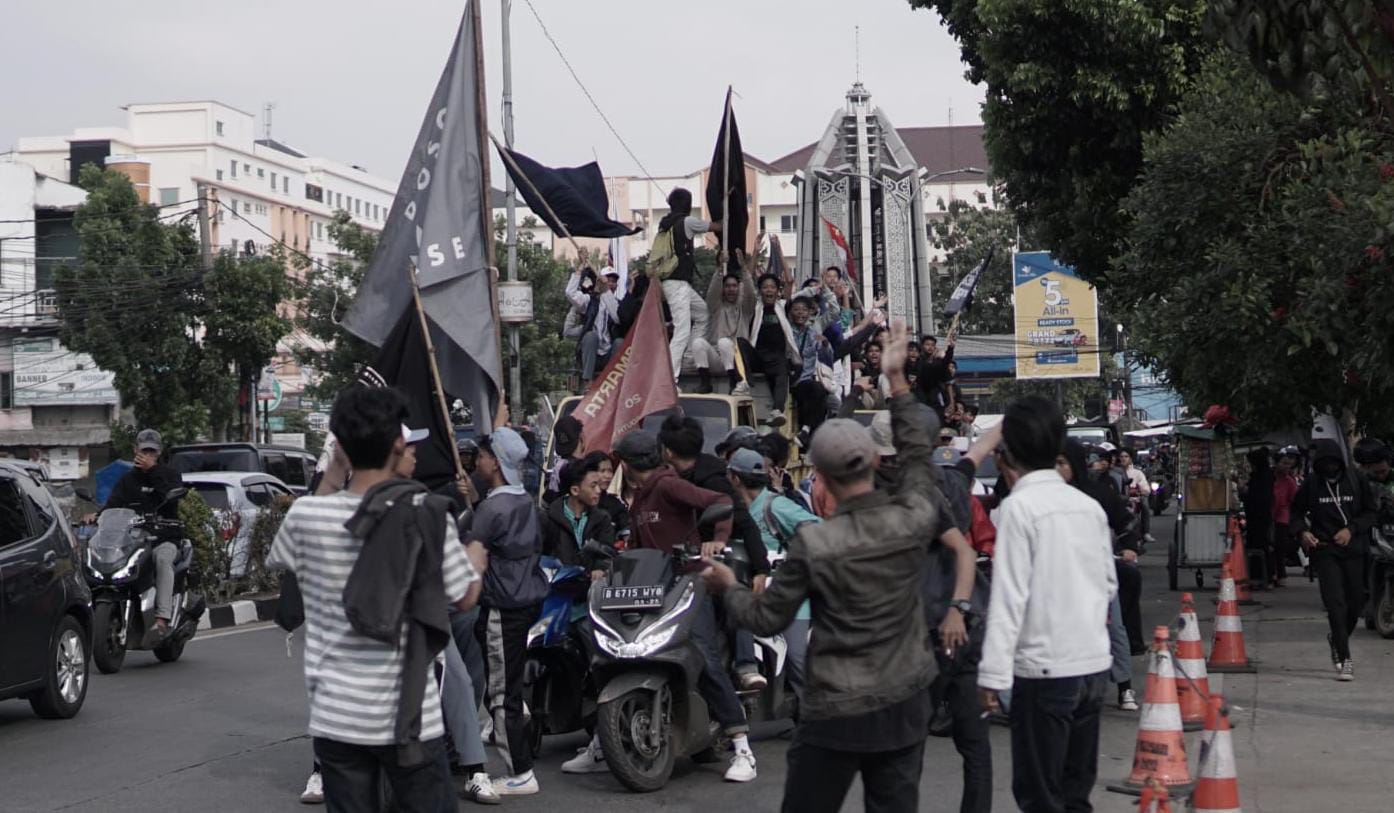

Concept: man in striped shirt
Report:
left=268, top=386, right=481, bottom=812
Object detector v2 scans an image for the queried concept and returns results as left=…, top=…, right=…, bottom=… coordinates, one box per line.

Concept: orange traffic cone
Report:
left=1109, top=626, right=1193, bottom=797
left=1228, top=517, right=1256, bottom=605
left=1137, top=779, right=1174, bottom=813
left=1208, top=563, right=1257, bottom=673
left=1174, top=593, right=1210, bottom=731
left=1191, top=694, right=1243, bottom=813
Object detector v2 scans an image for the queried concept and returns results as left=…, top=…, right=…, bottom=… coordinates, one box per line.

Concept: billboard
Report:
left=1012, top=251, right=1100, bottom=380
left=12, top=337, right=119, bottom=406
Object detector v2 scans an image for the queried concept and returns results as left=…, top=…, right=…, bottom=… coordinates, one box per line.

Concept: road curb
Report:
left=198, top=595, right=280, bottom=630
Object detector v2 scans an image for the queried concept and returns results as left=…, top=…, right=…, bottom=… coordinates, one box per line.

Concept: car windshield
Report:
left=92, top=508, right=139, bottom=550
left=1067, top=428, right=1109, bottom=444
left=559, top=399, right=733, bottom=454
left=169, top=448, right=258, bottom=473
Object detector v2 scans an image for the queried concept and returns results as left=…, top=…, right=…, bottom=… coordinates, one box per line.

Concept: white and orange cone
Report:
left=1208, top=563, right=1257, bottom=673
left=1175, top=592, right=1210, bottom=731
left=1191, top=693, right=1242, bottom=813
left=1227, top=516, right=1256, bottom=605
left=1109, top=626, right=1193, bottom=797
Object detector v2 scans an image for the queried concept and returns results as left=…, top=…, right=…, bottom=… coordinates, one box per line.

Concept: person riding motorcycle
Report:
left=104, top=428, right=184, bottom=640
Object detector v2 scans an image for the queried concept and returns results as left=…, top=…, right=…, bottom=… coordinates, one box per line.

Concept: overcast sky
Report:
left=0, top=0, right=984, bottom=184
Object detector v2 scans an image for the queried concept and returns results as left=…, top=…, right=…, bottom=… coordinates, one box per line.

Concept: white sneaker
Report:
left=299, top=771, right=324, bottom=805
left=561, top=741, right=609, bottom=774
left=463, top=773, right=501, bottom=805
left=738, top=671, right=768, bottom=691
left=732, top=381, right=751, bottom=396
left=1338, top=660, right=1354, bottom=682
left=725, top=750, right=757, bottom=782
left=497, top=770, right=540, bottom=795
left=1118, top=689, right=1139, bottom=711
left=765, top=410, right=787, bottom=428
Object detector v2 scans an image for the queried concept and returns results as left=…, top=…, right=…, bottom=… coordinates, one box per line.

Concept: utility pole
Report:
left=501, top=0, right=522, bottom=422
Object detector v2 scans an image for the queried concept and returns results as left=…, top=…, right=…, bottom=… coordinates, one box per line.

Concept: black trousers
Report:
left=476, top=604, right=541, bottom=775
left=792, top=379, right=830, bottom=434
left=1116, top=560, right=1144, bottom=653
left=930, top=665, right=993, bottom=813
left=738, top=338, right=789, bottom=412
left=1009, top=672, right=1108, bottom=813
left=691, top=594, right=749, bottom=733
left=312, top=736, right=454, bottom=813
left=1313, top=549, right=1366, bottom=661
left=780, top=737, right=926, bottom=813
left=1273, top=522, right=1296, bottom=578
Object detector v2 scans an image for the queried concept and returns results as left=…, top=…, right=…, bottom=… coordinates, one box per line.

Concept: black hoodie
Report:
left=1063, top=439, right=1139, bottom=554
left=1293, top=439, right=1377, bottom=557
left=679, top=454, right=771, bottom=576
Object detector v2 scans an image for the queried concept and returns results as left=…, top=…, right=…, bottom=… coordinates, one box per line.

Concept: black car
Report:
left=167, top=443, right=317, bottom=495
left=0, top=462, right=92, bottom=718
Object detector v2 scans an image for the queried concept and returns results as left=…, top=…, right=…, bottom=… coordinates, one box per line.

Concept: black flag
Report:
left=343, top=2, right=500, bottom=432
left=705, top=88, right=748, bottom=273
left=945, top=247, right=994, bottom=316
left=359, top=311, right=457, bottom=488
left=498, top=147, right=641, bottom=238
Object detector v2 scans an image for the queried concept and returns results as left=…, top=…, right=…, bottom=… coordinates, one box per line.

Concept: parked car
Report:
left=181, top=472, right=295, bottom=577
left=168, top=443, right=316, bottom=495
left=0, top=461, right=92, bottom=718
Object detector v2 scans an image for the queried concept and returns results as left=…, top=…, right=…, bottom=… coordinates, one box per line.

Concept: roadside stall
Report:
left=1168, top=424, right=1236, bottom=590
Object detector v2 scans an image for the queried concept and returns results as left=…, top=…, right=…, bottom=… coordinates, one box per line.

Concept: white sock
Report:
left=731, top=734, right=752, bottom=755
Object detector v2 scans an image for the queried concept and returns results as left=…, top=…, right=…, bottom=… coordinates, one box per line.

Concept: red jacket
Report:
left=629, top=466, right=732, bottom=553
left=1273, top=472, right=1299, bottom=525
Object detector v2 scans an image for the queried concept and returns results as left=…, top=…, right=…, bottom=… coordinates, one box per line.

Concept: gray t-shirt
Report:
left=462, top=487, right=548, bottom=609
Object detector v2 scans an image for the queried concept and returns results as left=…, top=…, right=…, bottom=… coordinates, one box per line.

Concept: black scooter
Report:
left=82, top=487, right=205, bottom=673
left=1364, top=523, right=1394, bottom=638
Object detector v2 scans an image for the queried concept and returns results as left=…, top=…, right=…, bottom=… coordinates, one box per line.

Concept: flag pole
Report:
left=722, top=87, right=732, bottom=268
left=472, top=0, right=508, bottom=429
left=407, top=263, right=467, bottom=481
left=489, top=132, right=587, bottom=258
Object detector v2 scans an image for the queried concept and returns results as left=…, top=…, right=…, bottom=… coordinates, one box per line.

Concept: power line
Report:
left=0, top=196, right=208, bottom=225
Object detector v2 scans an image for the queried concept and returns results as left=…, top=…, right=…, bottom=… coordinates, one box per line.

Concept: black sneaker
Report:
left=1328, top=633, right=1339, bottom=667
left=795, top=427, right=811, bottom=451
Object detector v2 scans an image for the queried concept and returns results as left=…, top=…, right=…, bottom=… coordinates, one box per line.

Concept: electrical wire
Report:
left=0, top=195, right=208, bottom=225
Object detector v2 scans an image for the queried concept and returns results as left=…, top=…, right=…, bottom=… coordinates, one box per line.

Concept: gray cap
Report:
left=613, top=431, right=662, bottom=471
left=135, top=428, right=162, bottom=453
left=868, top=411, right=895, bottom=458
left=486, top=427, right=529, bottom=486
left=727, top=448, right=768, bottom=479
left=932, top=446, right=963, bottom=467
left=716, top=425, right=760, bottom=456
left=808, top=418, right=878, bottom=480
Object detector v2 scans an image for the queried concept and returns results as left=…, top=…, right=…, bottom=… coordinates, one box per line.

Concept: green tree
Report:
left=1113, top=53, right=1394, bottom=431
left=910, top=0, right=1210, bottom=282
left=293, top=212, right=379, bottom=402
left=57, top=166, right=213, bottom=443
left=203, top=250, right=293, bottom=438
left=928, top=196, right=1021, bottom=334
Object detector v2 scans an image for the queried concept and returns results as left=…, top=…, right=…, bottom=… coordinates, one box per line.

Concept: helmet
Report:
left=1353, top=438, right=1391, bottom=466
left=1277, top=445, right=1302, bottom=460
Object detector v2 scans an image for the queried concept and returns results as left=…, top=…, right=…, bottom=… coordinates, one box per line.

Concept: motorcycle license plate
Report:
left=600, top=585, right=664, bottom=610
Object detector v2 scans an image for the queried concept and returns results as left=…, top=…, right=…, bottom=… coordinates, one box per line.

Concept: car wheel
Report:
left=29, top=615, right=89, bottom=719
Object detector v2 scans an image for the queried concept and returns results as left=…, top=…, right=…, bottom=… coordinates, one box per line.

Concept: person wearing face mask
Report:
left=1292, top=439, right=1379, bottom=681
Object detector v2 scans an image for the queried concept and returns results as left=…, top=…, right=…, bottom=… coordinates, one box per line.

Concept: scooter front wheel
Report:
left=92, top=602, right=126, bottom=674
left=596, top=687, right=674, bottom=792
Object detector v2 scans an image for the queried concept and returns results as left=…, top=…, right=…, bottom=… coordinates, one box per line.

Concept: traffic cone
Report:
left=1137, top=779, right=1174, bottom=813
left=1208, top=563, right=1257, bottom=673
left=1174, top=593, right=1210, bottom=731
left=1191, top=694, right=1243, bottom=813
left=1228, top=516, right=1256, bottom=605
left=1108, top=626, right=1193, bottom=797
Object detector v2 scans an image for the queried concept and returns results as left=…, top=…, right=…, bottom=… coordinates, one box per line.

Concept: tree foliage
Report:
left=292, top=211, right=379, bottom=402
left=910, top=0, right=1211, bottom=282
left=1113, top=53, right=1394, bottom=431
left=928, top=195, right=1020, bottom=334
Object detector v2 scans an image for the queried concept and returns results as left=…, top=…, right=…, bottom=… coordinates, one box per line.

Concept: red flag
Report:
left=822, top=216, right=857, bottom=281
left=577, top=282, right=678, bottom=452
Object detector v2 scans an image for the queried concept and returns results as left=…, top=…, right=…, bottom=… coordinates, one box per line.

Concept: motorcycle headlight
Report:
left=592, top=583, right=696, bottom=659
left=1151, top=482, right=1160, bottom=491
left=527, top=616, right=552, bottom=649
left=113, top=548, right=147, bottom=582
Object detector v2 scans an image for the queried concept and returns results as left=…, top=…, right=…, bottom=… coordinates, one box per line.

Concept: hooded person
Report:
left=1294, top=438, right=1379, bottom=680
left=544, top=415, right=584, bottom=504
left=1242, top=447, right=1276, bottom=585
left=656, top=187, right=719, bottom=389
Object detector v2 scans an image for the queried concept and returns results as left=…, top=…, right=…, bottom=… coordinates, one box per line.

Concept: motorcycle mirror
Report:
left=581, top=540, right=616, bottom=559
left=698, top=502, right=734, bottom=528
left=162, top=486, right=189, bottom=505
left=73, top=486, right=96, bottom=503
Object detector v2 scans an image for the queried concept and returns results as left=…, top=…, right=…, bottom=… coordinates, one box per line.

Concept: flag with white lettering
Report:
left=945, top=247, right=993, bottom=316
left=577, top=282, right=677, bottom=453
left=343, top=2, right=500, bottom=429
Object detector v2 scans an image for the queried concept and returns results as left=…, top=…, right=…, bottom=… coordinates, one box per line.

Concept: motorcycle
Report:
left=588, top=504, right=757, bottom=792
left=523, top=554, right=601, bottom=754
left=1363, top=523, right=1394, bottom=639
left=1148, top=472, right=1173, bottom=515
left=723, top=546, right=796, bottom=724
left=82, top=487, right=205, bottom=673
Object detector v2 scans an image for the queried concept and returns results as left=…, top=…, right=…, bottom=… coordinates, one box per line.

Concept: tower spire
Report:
left=855, top=25, right=861, bottom=84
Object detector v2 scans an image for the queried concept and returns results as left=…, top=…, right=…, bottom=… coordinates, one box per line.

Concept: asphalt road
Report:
left=4, top=513, right=1393, bottom=812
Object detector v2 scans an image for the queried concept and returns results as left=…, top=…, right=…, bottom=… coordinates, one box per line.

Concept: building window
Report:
left=0, top=372, right=11, bottom=410
left=283, top=177, right=289, bottom=194
left=758, top=215, right=766, bottom=232
left=779, top=214, right=798, bottom=233
left=335, top=192, right=342, bottom=208
left=216, top=120, right=225, bottom=136
left=158, top=188, right=179, bottom=206
left=230, top=160, right=237, bottom=178
left=243, top=163, right=250, bottom=174
left=243, top=201, right=252, bottom=213
left=271, top=171, right=277, bottom=188
left=257, top=167, right=265, bottom=179
left=216, top=169, right=224, bottom=181
left=354, top=199, right=361, bottom=215
left=305, top=184, right=323, bottom=203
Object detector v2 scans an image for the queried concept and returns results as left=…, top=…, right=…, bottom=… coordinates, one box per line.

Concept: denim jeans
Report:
left=690, top=594, right=749, bottom=734
left=1107, top=595, right=1132, bottom=686
left=450, top=606, right=484, bottom=709
left=440, top=628, right=487, bottom=768
left=313, top=736, right=455, bottom=813
left=1009, top=671, right=1109, bottom=813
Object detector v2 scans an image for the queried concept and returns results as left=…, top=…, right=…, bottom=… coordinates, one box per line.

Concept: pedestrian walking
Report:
left=1242, top=448, right=1276, bottom=587
left=1294, top=439, right=1378, bottom=681
left=1272, top=446, right=1302, bottom=583
left=701, top=317, right=943, bottom=813
left=978, top=396, right=1117, bottom=813
left=466, top=427, right=550, bottom=794
left=267, top=386, right=482, bottom=813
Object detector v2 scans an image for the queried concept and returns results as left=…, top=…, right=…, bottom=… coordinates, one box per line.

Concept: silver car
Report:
left=181, top=472, right=294, bottom=576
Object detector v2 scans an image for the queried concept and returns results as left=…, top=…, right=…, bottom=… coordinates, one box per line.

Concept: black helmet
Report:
left=1353, top=438, right=1391, bottom=466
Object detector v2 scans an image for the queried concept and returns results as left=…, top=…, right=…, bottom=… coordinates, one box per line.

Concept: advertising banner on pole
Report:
left=1012, top=251, right=1100, bottom=379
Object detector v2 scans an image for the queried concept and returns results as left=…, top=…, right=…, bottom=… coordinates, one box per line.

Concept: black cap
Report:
left=613, top=431, right=662, bottom=471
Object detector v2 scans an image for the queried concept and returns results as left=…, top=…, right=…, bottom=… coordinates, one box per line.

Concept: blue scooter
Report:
left=523, top=553, right=601, bottom=754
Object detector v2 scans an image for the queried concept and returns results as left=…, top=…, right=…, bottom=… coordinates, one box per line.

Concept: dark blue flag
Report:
left=497, top=147, right=640, bottom=239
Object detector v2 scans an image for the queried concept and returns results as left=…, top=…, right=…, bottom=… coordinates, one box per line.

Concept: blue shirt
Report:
left=563, top=501, right=589, bottom=548
left=749, top=488, right=820, bottom=621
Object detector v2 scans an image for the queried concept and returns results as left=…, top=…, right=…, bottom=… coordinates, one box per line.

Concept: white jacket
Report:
left=978, top=469, right=1117, bottom=691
